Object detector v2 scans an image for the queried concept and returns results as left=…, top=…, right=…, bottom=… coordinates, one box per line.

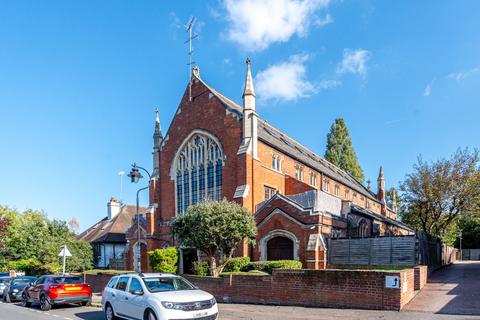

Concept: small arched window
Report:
left=358, top=219, right=369, bottom=238
left=173, top=132, right=224, bottom=214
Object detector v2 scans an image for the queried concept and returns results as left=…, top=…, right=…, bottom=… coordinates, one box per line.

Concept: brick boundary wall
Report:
left=186, top=268, right=416, bottom=311
left=83, top=268, right=420, bottom=311
left=413, top=265, right=428, bottom=290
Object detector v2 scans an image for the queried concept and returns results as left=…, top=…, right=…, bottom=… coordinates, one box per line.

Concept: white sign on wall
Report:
left=385, top=275, right=400, bottom=289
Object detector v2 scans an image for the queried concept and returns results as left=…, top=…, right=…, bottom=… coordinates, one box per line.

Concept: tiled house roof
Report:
left=195, top=73, right=379, bottom=205
left=77, top=205, right=148, bottom=244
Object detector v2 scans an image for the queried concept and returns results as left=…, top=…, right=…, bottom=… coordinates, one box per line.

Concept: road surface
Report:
left=1, top=301, right=479, bottom=320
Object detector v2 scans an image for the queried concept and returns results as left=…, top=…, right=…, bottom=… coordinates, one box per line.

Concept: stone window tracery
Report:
left=173, top=132, right=224, bottom=214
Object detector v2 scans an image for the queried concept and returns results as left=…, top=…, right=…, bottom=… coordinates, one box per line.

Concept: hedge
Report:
left=247, top=260, right=302, bottom=274
left=223, top=257, right=250, bottom=272
left=193, top=261, right=209, bottom=276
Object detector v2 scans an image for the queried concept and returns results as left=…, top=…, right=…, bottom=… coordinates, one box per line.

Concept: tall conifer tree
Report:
left=325, top=118, right=365, bottom=183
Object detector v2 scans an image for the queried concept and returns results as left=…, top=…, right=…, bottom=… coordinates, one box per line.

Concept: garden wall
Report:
left=186, top=268, right=416, bottom=311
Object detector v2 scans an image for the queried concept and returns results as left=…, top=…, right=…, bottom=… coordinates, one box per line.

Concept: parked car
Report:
left=0, top=277, right=10, bottom=298
left=102, top=273, right=218, bottom=320
left=21, top=275, right=92, bottom=311
left=3, top=276, right=37, bottom=303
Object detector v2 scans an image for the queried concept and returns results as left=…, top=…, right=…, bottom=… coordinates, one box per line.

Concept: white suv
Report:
left=101, top=273, right=218, bottom=320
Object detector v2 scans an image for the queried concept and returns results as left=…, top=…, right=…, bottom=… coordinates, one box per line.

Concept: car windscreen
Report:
left=142, top=277, right=195, bottom=293
left=12, top=278, right=34, bottom=285
left=0, top=278, right=9, bottom=284
left=53, top=277, right=83, bottom=284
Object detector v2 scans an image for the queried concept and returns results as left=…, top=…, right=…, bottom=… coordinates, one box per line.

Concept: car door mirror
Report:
left=131, top=289, right=144, bottom=296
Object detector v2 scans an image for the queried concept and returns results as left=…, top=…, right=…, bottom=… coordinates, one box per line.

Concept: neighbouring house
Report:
left=125, top=60, right=413, bottom=272
left=78, top=198, right=147, bottom=270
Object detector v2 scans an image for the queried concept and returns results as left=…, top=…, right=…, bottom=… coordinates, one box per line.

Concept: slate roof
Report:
left=351, top=204, right=414, bottom=232
left=77, top=205, right=148, bottom=244
left=195, top=72, right=379, bottom=204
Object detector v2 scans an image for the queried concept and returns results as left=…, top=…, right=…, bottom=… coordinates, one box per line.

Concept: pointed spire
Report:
left=378, top=166, right=385, bottom=182
left=392, top=188, right=398, bottom=212
left=154, top=108, right=162, bottom=139
left=243, top=58, right=256, bottom=98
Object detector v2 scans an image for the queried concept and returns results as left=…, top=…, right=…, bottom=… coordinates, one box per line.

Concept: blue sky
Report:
left=0, top=0, right=479, bottom=231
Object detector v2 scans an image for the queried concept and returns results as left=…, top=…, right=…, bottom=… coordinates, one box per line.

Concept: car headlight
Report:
left=210, top=297, right=216, bottom=306
left=13, top=289, right=19, bottom=293
left=162, top=301, right=183, bottom=310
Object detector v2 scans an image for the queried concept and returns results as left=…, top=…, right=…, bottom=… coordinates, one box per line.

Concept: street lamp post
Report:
left=459, top=230, right=463, bottom=261
left=128, top=163, right=152, bottom=273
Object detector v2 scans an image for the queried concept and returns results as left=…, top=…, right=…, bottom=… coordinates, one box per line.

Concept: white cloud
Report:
left=255, top=54, right=336, bottom=103
left=447, top=67, right=480, bottom=81
left=423, top=79, right=435, bottom=97
left=336, top=49, right=371, bottom=77
left=223, top=0, right=331, bottom=51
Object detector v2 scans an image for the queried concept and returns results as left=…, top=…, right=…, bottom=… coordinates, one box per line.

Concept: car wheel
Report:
left=105, top=304, right=118, bottom=320
left=21, top=293, right=31, bottom=307
left=40, top=294, right=52, bottom=311
left=145, top=309, right=158, bottom=320
left=80, top=299, right=91, bottom=307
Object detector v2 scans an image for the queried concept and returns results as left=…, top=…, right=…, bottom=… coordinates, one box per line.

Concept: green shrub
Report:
left=193, top=260, right=209, bottom=276
left=263, top=260, right=302, bottom=273
left=247, top=260, right=302, bottom=274
left=223, top=257, right=250, bottom=272
left=148, top=247, right=178, bottom=273
left=5, top=258, right=62, bottom=276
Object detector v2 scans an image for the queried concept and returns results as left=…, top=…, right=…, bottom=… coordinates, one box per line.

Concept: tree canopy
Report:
left=0, top=206, right=93, bottom=275
left=400, top=148, right=480, bottom=244
left=172, top=199, right=257, bottom=277
left=325, top=118, right=365, bottom=182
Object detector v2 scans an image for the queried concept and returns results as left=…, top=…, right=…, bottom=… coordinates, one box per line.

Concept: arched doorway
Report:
left=267, top=236, right=294, bottom=260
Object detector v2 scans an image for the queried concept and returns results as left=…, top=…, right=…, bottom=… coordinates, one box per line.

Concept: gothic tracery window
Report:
left=174, top=133, right=224, bottom=214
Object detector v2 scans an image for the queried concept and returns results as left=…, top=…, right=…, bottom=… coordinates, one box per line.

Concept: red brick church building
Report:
left=125, top=61, right=413, bottom=272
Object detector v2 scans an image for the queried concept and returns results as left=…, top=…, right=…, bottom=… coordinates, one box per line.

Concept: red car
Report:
left=21, top=275, right=92, bottom=311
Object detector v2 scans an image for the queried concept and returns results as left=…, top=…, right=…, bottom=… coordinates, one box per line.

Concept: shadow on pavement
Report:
left=435, top=261, right=480, bottom=316
left=74, top=309, right=105, bottom=320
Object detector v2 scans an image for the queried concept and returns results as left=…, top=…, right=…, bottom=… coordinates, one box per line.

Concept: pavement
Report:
left=404, top=261, right=480, bottom=316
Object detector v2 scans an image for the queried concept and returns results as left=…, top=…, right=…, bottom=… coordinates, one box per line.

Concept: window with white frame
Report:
left=271, top=154, right=281, bottom=171
left=323, top=178, right=329, bottom=192
left=295, top=165, right=303, bottom=181
left=345, top=189, right=350, bottom=200
left=264, top=186, right=276, bottom=200
left=310, top=173, right=317, bottom=187
left=173, top=133, right=224, bottom=214
left=335, top=185, right=340, bottom=196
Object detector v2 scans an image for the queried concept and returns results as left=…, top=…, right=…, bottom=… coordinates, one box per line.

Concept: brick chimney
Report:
left=107, top=197, right=121, bottom=220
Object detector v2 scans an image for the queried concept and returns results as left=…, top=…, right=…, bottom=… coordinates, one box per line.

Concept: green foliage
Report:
left=400, top=148, right=480, bottom=243
left=148, top=247, right=178, bottom=273
left=456, top=216, right=480, bottom=249
left=193, top=260, right=209, bottom=276
left=172, top=199, right=257, bottom=277
left=223, top=257, right=250, bottom=272
left=0, top=206, right=93, bottom=274
left=247, top=260, right=302, bottom=274
left=325, top=118, right=365, bottom=183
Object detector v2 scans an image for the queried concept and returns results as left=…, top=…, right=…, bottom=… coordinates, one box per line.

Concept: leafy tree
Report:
left=455, top=216, right=480, bottom=249
left=400, top=148, right=480, bottom=244
left=325, top=118, right=365, bottom=182
left=172, top=200, right=257, bottom=277
left=0, top=206, right=93, bottom=274
left=149, top=247, right=178, bottom=273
